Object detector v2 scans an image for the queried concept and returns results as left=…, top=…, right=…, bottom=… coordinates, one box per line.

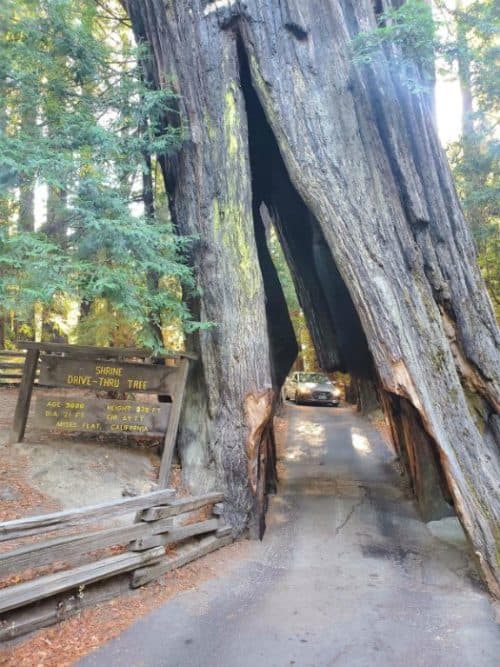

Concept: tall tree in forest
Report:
left=124, top=0, right=500, bottom=596
left=444, top=0, right=499, bottom=315
left=0, top=0, right=199, bottom=349
left=353, top=0, right=498, bottom=314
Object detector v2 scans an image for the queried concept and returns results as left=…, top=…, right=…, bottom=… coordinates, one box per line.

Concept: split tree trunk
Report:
left=125, top=0, right=500, bottom=594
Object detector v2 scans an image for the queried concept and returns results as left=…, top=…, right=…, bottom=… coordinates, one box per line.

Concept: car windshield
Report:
left=297, top=373, right=331, bottom=383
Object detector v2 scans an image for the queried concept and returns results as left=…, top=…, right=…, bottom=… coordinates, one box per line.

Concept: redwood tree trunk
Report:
left=125, top=0, right=500, bottom=595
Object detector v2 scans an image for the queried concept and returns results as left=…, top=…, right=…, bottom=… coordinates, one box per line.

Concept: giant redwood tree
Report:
left=123, top=0, right=500, bottom=596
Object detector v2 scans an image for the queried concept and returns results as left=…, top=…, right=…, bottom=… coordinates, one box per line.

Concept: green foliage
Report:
left=0, top=0, right=200, bottom=351
left=439, top=0, right=499, bottom=115
left=0, top=230, right=69, bottom=316
left=351, top=0, right=436, bottom=90
left=268, top=226, right=318, bottom=371
left=445, top=0, right=500, bottom=316
left=352, top=0, right=499, bottom=317
left=449, top=137, right=499, bottom=318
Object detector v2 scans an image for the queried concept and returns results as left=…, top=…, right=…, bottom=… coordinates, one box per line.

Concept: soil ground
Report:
left=0, top=388, right=162, bottom=516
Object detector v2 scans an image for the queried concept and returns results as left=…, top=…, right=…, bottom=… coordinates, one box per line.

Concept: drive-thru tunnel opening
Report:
left=235, top=34, right=454, bottom=526
left=236, top=35, right=375, bottom=387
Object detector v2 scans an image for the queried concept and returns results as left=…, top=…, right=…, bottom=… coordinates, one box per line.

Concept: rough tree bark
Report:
left=125, top=0, right=500, bottom=595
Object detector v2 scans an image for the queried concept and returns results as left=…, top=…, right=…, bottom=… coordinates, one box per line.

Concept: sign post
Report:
left=158, top=357, right=190, bottom=487
left=11, top=348, right=40, bottom=444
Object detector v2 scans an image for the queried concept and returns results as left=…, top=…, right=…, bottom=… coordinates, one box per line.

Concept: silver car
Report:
left=284, top=372, right=341, bottom=406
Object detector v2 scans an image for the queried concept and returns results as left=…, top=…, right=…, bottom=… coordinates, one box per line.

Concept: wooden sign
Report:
left=39, top=357, right=177, bottom=394
left=10, top=342, right=194, bottom=487
left=35, top=396, right=170, bottom=437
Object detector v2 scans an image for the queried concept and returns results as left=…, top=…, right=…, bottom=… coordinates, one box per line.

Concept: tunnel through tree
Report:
left=124, top=0, right=500, bottom=597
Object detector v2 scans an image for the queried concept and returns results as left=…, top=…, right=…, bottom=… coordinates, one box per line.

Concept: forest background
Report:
left=0, top=0, right=497, bottom=367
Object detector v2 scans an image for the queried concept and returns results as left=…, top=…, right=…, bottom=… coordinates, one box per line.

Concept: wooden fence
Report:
left=0, top=489, right=231, bottom=640
left=0, top=350, right=34, bottom=386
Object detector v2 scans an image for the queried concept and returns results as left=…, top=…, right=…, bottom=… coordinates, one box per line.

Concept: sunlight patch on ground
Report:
left=351, top=428, right=372, bottom=457
left=294, top=420, right=326, bottom=446
left=285, top=419, right=327, bottom=462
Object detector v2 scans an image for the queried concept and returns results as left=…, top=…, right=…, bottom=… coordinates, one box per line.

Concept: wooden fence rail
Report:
left=0, top=350, right=33, bottom=385
left=0, top=490, right=231, bottom=640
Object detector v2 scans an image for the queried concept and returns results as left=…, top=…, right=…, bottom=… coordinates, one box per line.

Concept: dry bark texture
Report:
left=125, top=0, right=500, bottom=595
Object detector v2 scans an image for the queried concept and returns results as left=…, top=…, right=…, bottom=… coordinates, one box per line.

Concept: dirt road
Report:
left=79, top=405, right=499, bottom=667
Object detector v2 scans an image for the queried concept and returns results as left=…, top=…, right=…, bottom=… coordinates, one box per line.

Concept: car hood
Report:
left=298, top=382, right=338, bottom=392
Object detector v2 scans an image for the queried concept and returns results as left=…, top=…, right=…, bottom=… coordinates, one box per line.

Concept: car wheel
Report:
left=295, top=392, right=301, bottom=405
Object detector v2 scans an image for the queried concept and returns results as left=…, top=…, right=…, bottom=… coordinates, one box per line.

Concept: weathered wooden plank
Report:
left=155, top=518, right=219, bottom=540
left=158, top=357, right=190, bottom=487
left=212, top=502, right=224, bottom=516
left=130, top=518, right=219, bottom=551
left=22, top=342, right=155, bottom=358
left=130, top=534, right=233, bottom=588
left=0, top=547, right=164, bottom=613
left=0, top=351, right=26, bottom=358
left=9, top=348, right=40, bottom=444
left=34, top=396, right=170, bottom=437
left=0, top=523, right=153, bottom=578
left=38, top=356, right=178, bottom=395
left=0, top=574, right=132, bottom=641
left=151, top=514, right=203, bottom=536
left=138, top=492, right=225, bottom=522
left=128, top=535, right=165, bottom=551
left=0, top=531, right=229, bottom=640
left=21, top=341, right=197, bottom=360
left=0, top=489, right=175, bottom=541
left=216, top=525, right=232, bottom=538
left=0, top=362, right=25, bottom=369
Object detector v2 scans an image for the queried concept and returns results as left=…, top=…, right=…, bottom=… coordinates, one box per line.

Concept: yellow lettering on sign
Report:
left=111, top=424, right=148, bottom=433
left=121, top=414, right=145, bottom=423
left=127, top=379, right=148, bottom=390
left=96, top=365, right=123, bottom=377
left=106, top=404, right=131, bottom=412
left=98, top=377, right=120, bottom=388
left=81, top=423, right=102, bottom=431
left=67, top=375, right=92, bottom=386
